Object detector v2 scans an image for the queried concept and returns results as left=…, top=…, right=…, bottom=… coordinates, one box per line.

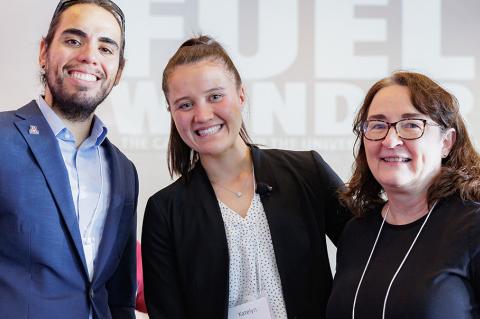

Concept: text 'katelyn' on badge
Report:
left=29, top=125, right=40, bottom=135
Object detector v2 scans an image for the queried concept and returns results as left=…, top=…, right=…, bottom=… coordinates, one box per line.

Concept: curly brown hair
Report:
left=341, top=71, right=480, bottom=216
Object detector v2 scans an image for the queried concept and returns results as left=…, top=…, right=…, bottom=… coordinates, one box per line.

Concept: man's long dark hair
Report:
left=41, top=0, right=126, bottom=84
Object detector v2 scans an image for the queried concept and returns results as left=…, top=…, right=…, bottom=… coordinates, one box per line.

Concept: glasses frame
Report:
left=362, top=118, right=441, bottom=141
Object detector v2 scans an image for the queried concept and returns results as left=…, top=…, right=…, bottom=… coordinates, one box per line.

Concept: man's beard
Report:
left=46, top=71, right=113, bottom=122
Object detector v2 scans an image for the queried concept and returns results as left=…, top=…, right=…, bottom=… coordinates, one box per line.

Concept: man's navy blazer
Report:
left=0, top=101, right=138, bottom=319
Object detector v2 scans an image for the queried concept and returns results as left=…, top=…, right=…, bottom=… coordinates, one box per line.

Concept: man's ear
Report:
left=114, top=58, right=126, bottom=86
left=39, top=38, right=47, bottom=69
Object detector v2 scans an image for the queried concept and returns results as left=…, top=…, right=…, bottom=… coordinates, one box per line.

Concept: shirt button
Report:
left=90, top=289, right=94, bottom=299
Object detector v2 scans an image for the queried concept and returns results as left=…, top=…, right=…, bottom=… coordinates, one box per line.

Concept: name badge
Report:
left=228, top=296, right=273, bottom=319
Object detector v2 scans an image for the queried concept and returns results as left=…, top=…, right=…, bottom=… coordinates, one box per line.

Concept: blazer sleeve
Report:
left=311, top=150, right=352, bottom=245
left=106, top=163, right=139, bottom=319
left=142, top=195, right=187, bottom=319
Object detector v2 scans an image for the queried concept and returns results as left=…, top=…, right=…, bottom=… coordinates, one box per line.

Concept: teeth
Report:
left=197, top=125, right=221, bottom=136
left=383, top=157, right=409, bottom=162
left=69, top=71, right=97, bottom=82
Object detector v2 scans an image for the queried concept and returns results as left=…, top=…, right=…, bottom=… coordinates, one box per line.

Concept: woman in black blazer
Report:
left=142, top=35, right=351, bottom=319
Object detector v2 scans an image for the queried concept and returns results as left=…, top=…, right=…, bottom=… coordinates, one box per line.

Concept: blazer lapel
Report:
left=92, top=139, right=126, bottom=280
left=14, top=101, right=89, bottom=277
left=189, top=165, right=230, bottom=313
left=191, top=165, right=230, bottom=250
left=251, top=147, right=293, bottom=296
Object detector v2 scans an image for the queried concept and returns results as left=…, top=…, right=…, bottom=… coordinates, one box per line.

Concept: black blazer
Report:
left=142, top=147, right=351, bottom=318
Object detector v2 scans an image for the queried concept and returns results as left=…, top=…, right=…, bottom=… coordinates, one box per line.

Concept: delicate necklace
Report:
left=212, top=167, right=253, bottom=198
left=352, top=201, right=438, bottom=319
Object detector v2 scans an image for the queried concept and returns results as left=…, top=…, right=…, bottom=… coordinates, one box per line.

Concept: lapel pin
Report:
left=29, top=125, right=40, bottom=135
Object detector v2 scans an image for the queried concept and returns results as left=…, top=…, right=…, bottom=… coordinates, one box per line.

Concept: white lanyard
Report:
left=352, top=201, right=437, bottom=319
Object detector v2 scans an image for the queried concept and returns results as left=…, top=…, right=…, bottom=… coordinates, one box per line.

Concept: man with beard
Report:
left=0, top=1, right=138, bottom=318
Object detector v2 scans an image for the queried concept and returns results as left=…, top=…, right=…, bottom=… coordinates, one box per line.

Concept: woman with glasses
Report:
left=326, top=71, right=480, bottom=319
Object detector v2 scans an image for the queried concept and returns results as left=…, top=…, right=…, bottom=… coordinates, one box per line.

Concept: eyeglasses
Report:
left=362, top=118, right=441, bottom=141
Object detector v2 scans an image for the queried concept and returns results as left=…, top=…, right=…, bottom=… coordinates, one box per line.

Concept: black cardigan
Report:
left=142, top=147, right=351, bottom=318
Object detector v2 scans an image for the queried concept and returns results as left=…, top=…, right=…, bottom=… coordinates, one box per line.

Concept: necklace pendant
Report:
left=235, top=192, right=243, bottom=198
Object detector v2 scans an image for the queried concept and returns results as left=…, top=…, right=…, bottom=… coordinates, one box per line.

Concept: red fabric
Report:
left=135, top=241, right=147, bottom=313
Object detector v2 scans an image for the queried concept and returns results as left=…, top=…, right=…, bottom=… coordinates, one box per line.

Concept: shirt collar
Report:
left=91, top=116, right=108, bottom=147
left=36, top=95, right=66, bottom=137
left=36, top=95, right=108, bottom=146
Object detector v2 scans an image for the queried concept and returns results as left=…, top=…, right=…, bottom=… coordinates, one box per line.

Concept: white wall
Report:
left=1, top=0, right=479, bottom=273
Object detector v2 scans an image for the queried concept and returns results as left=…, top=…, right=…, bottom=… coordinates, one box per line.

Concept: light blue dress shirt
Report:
left=36, top=96, right=111, bottom=284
